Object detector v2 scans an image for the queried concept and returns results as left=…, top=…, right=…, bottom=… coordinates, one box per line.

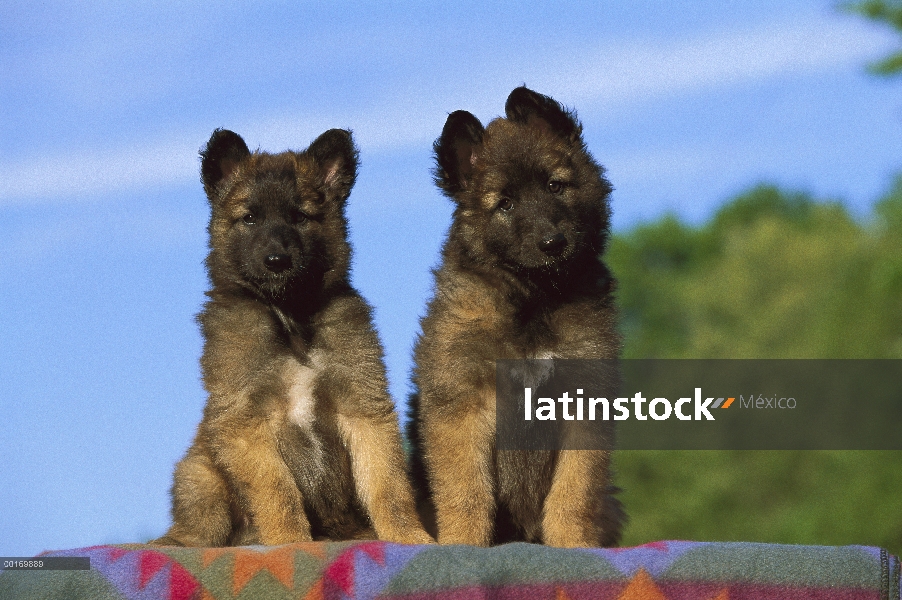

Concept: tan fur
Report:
left=408, top=88, right=625, bottom=547
left=421, top=387, right=496, bottom=546
left=153, top=129, right=431, bottom=547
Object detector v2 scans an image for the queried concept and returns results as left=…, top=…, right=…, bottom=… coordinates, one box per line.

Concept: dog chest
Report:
left=283, top=350, right=325, bottom=431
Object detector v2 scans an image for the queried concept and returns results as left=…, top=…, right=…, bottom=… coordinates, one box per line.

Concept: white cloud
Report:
left=0, top=138, right=201, bottom=202
left=547, top=15, right=892, bottom=110
left=0, top=13, right=893, bottom=205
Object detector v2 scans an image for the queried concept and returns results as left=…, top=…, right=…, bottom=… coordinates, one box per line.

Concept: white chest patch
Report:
left=284, top=350, right=325, bottom=431
left=509, top=350, right=557, bottom=390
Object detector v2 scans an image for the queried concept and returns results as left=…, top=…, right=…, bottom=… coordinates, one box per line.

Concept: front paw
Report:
left=258, top=525, right=313, bottom=546
left=542, top=520, right=596, bottom=548
left=543, top=533, right=593, bottom=549
left=381, top=526, right=435, bottom=545
left=436, top=526, right=491, bottom=547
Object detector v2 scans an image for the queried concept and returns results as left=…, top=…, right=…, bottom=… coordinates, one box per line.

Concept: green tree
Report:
left=608, top=184, right=902, bottom=556
left=608, top=184, right=902, bottom=359
left=608, top=1, right=902, bottom=560
left=846, top=0, right=902, bottom=75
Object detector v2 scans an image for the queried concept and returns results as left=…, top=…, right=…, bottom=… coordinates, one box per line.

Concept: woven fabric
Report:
left=1, top=541, right=899, bottom=600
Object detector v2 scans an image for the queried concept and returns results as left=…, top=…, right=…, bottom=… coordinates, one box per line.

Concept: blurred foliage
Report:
left=615, top=450, right=902, bottom=551
left=845, top=0, right=902, bottom=75
left=608, top=181, right=902, bottom=556
left=609, top=183, right=902, bottom=359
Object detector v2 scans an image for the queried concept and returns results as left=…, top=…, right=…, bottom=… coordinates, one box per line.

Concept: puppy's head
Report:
left=434, top=87, right=612, bottom=277
left=200, top=128, right=358, bottom=300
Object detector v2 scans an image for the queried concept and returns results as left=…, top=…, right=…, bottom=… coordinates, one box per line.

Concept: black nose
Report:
left=264, top=254, right=292, bottom=273
left=538, top=233, right=567, bottom=255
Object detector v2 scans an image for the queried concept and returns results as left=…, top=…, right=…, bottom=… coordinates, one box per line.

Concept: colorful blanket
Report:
left=1, top=541, right=899, bottom=600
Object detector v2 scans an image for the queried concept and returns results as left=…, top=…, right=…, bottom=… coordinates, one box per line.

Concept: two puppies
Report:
left=158, top=87, right=622, bottom=548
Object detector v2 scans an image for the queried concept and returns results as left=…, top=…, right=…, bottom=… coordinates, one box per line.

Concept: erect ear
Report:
left=504, top=86, right=581, bottom=142
left=433, top=110, right=485, bottom=196
left=200, top=129, right=251, bottom=194
left=307, top=129, right=359, bottom=204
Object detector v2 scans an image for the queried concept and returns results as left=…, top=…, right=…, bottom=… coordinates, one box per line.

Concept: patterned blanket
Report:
left=0, top=541, right=899, bottom=600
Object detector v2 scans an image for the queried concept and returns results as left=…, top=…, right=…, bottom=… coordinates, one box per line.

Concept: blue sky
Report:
left=0, top=1, right=899, bottom=556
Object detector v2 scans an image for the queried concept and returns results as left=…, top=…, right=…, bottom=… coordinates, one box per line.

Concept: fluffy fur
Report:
left=408, top=87, right=625, bottom=547
left=153, top=129, right=431, bottom=546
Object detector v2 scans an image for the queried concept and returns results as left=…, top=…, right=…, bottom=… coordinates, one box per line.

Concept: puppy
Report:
left=153, top=129, right=431, bottom=546
left=408, top=87, right=624, bottom=547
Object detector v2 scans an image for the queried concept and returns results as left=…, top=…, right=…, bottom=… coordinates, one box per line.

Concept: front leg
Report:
left=542, top=449, right=610, bottom=548
left=542, top=302, right=621, bottom=547
left=210, top=418, right=313, bottom=545
left=152, top=444, right=232, bottom=547
left=337, top=412, right=433, bottom=544
left=421, top=396, right=496, bottom=546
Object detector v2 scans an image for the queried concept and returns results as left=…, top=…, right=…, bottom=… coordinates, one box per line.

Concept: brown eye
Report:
left=290, top=210, right=308, bottom=225
left=498, top=197, right=514, bottom=212
left=242, top=213, right=256, bottom=225
left=547, top=180, right=563, bottom=194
